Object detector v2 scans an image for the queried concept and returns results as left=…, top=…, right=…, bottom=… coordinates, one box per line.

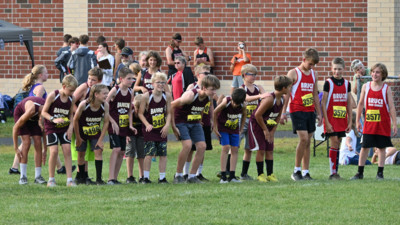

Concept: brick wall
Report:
left=0, top=0, right=368, bottom=95
left=0, top=0, right=64, bottom=81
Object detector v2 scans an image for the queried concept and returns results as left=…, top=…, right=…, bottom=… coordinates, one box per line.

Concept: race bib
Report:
left=265, top=119, right=277, bottom=126
left=119, top=114, right=129, bottom=128
left=187, top=114, right=202, bottom=122
left=203, top=102, right=210, bottom=115
left=246, top=105, right=257, bottom=118
left=301, top=93, right=313, bottom=107
left=152, top=114, right=165, bottom=128
left=55, top=117, right=70, bottom=128
left=366, top=109, right=381, bottom=122
left=225, top=119, right=239, bottom=130
left=333, top=106, right=346, bottom=119
left=82, top=125, right=100, bottom=136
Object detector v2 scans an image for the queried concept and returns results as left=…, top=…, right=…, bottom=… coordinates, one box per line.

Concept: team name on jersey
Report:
left=86, top=117, right=102, bottom=123
left=247, top=100, right=258, bottom=105
left=144, top=78, right=152, bottom=84
left=191, top=106, right=204, bottom=114
left=227, top=113, right=240, bottom=120
left=301, top=83, right=313, bottom=92
left=368, top=98, right=383, bottom=107
left=54, top=107, right=69, bottom=115
left=333, top=93, right=347, bottom=102
left=117, top=102, right=130, bottom=108
left=151, top=107, right=165, bottom=115
left=269, top=112, right=279, bottom=120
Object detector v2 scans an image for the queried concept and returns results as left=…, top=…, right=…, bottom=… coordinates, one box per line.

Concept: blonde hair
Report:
left=194, top=64, right=210, bottom=76
left=201, top=75, right=220, bottom=89
left=129, top=63, right=141, bottom=75
left=151, top=72, right=167, bottom=83
left=62, top=74, right=78, bottom=88
left=22, top=65, right=46, bottom=91
left=88, top=84, right=107, bottom=104
left=133, top=94, right=142, bottom=109
left=371, top=63, right=388, bottom=81
left=241, top=64, right=258, bottom=75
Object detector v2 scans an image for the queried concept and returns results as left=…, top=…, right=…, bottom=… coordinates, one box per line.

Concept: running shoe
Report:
left=126, top=176, right=137, bottom=184
left=266, top=174, right=278, bottom=182
left=141, top=178, right=152, bottom=184
left=9, top=168, right=20, bottom=175
left=173, top=175, right=185, bottom=184
left=187, top=176, right=203, bottom=184
left=350, top=172, right=364, bottom=180
left=196, top=174, right=209, bottom=182
left=66, top=180, right=77, bottom=187
left=19, top=176, right=28, bottom=185
left=47, top=180, right=56, bottom=187
left=34, top=175, right=47, bottom=184
left=303, top=173, right=313, bottom=180
left=257, top=173, right=268, bottom=183
left=240, top=174, right=253, bottom=181
left=291, top=171, right=303, bottom=181
left=158, top=178, right=169, bottom=184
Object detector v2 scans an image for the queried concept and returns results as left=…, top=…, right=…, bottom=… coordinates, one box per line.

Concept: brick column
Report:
left=368, top=0, right=400, bottom=76
left=64, top=0, right=88, bottom=36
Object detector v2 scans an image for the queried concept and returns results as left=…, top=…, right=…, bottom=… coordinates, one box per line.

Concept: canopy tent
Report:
left=0, top=20, right=34, bottom=67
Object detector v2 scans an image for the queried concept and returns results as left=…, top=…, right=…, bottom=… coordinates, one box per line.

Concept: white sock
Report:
left=35, top=167, right=42, bottom=178
left=175, top=172, right=183, bottom=177
left=183, top=162, right=191, bottom=175
left=20, top=163, right=27, bottom=178
left=144, top=171, right=150, bottom=179
left=196, top=164, right=203, bottom=176
left=302, top=170, right=309, bottom=176
left=67, top=178, right=72, bottom=183
left=159, top=172, right=166, bottom=180
left=294, top=167, right=301, bottom=173
left=189, top=174, right=196, bottom=178
left=49, top=177, right=55, bottom=182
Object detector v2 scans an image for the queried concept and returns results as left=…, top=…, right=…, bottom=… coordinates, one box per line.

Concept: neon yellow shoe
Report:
left=257, top=173, right=268, bottom=183
left=267, top=173, right=278, bottom=182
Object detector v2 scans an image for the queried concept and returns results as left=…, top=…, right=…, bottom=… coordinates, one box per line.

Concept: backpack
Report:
left=13, top=89, right=29, bottom=113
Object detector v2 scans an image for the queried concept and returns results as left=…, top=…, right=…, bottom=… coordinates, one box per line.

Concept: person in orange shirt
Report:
left=230, top=41, right=251, bottom=94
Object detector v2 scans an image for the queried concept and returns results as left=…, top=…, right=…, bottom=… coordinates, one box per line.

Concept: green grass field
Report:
left=1, top=138, right=399, bottom=224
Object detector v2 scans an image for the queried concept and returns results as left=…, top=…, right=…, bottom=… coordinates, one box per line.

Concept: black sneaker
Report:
left=196, top=174, right=209, bottom=182
left=57, top=166, right=66, bottom=174
left=86, top=177, right=96, bottom=185
left=9, top=168, right=20, bottom=175
left=291, top=171, right=303, bottom=181
left=173, top=175, right=185, bottom=184
left=126, top=176, right=137, bottom=184
left=141, top=178, right=152, bottom=184
left=376, top=173, right=384, bottom=180
left=183, top=174, right=188, bottom=181
left=187, top=176, right=203, bottom=184
left=96, top=180, right=106, bottom=185
left=114, top=180, right=121, bottom=185
left=75, top=177, right=86, bottom=185
left=329, top=174, right=342, bottom=180
left=350, top=172, right=364, bottom=180
left=303, top=173, right=313, bottom=180
left=107, top=179, right=117, bottom=185
left=138, top=177, right=144, bottom=183
left=158, top=178, right=169, bottom=184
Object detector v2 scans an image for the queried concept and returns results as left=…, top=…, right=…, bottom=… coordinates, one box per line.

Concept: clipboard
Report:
left=98, top=58, right=112, bottom=70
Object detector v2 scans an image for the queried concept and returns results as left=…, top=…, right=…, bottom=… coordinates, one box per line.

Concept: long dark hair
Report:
left=100, top=42, right=111, bottom=54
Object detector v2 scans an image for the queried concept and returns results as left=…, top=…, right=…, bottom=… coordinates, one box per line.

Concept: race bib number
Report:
left=203, top=102, right=210, bottom=115
left=333, top=106, right=346, bottom=119
left=265, top=119, right=277, bottom=126
left=152, top=114, right=165, bottom=128
left=366, top=109, right=381, bottom=122
left=82, top=125, right=100, bottom=136
left=55, top=117, right=70, bottom=128
left=119, top=114, right=129, bottom=128
left=187, top=114, right=202, bottom=122
left=301, top=93, right=313, bottom=107
left=246, top=105, right=257, bottom=118
left=225, top=119, right=239, bottom=130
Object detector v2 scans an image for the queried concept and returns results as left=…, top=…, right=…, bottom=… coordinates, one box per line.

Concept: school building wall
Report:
left=0, top=0, right=399, bottom=101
